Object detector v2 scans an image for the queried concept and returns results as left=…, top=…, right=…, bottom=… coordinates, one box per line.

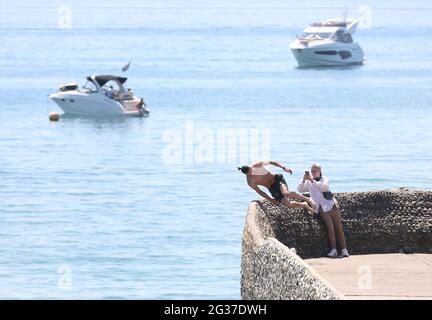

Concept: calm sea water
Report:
left=0, top=0, right=431, bottom=299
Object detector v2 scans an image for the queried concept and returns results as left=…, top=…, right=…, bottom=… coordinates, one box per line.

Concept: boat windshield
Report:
left=299, top=32, right=333, bottom=40
left=81, top=80, right=98, bottom=93
left=101, top=80, right=128, bottom=100
left=335, top=30, right=353, bottom=43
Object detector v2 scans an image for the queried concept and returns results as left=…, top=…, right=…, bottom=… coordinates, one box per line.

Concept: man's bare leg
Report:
left=281, top=198, right=314, bottom=213
left=280, top=184, right=315, bottom=212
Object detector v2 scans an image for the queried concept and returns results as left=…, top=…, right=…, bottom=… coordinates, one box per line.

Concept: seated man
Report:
left=239, top=160, right=315, bottom=213
left=104, top=85, right=115, bottom=99
left=298, top=163, right=349, bottom=258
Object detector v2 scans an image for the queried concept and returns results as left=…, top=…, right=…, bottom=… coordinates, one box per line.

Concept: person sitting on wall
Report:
left=105, top=85, right=114, bottom=99
left=239, top=160, right=315, bottom=213
left=298, top=163, right=349, bottom=258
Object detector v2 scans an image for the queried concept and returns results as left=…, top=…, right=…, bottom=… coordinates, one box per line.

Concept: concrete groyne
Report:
left=241, top=189, right=432, bottom=300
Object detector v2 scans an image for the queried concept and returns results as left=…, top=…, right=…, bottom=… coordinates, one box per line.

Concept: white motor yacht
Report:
left=49, top=75, right=149, bottom=117
left=290, top=18, right=365, bottom=67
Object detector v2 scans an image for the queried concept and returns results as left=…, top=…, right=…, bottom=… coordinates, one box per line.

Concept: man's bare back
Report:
left=246, top=166, right=274, bottom=189
left=238, top=160, right=315, bottom=213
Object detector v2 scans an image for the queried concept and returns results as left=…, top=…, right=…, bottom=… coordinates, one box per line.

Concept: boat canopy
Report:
left=309, top=18, right=358, bottom=33
left=303, top=26, right=341, bottom=34
left=87, top=75, right=128, bottom=87
left=311, top=21, right=347, bottom=27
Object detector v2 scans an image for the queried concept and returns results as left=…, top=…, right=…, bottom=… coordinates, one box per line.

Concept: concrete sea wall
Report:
left=240, top=189, right=432, bottom=300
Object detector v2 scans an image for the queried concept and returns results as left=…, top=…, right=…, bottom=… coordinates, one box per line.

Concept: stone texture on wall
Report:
left=240, top=189, right=432, bottom=299
left=267, top=189, right=432, bottom=258
left=241, top=202, right=342, bottom=300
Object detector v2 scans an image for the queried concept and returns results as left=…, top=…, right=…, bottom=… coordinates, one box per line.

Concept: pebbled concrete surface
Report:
left=306, top=253, right=432, bottom=300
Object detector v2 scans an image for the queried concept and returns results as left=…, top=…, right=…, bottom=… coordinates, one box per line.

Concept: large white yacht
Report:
left=49, top=75, right=149, bottom=117
left=290, top=18, right=365, bottom=67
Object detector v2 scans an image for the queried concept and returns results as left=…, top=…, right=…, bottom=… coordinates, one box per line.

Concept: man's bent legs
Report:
left=280, top=198, right=312, bottom=211
left=280, top=183, right=315, bottom=212
left=329, top=205, right=347, bottom=249
left=319, top=208, right=337, bottom=250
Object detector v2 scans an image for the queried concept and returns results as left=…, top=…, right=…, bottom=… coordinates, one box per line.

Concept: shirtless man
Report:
left=238, top=160, right=315, bottom=213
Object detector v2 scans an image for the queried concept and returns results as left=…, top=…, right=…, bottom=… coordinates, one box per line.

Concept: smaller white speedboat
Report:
left=49, top=75, right=149, bottom=117
left=290, top=18, right=365, bottom=67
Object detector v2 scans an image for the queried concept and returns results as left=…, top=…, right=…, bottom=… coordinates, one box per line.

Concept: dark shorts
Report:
left=268, top=174, right=287, bottom=202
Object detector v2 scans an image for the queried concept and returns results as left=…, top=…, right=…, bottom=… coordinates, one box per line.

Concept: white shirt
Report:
left=297, top=176, right=337, bottom=214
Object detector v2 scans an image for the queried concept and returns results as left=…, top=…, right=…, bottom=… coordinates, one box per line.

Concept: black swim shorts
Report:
left=268, top=174, right=287, bottom=202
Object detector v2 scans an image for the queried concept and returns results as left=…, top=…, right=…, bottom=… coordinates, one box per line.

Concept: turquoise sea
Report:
left=0, top=0, right=431, bottom=299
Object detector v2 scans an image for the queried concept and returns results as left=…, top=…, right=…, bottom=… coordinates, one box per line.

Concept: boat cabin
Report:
left=82, top=75, right=135, bottom=101
left=299, top=19, right=358, bottom=42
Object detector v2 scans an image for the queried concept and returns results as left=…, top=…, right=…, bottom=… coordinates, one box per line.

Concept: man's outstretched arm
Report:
left=251, top=160, right=292, bottom=174
left=248, top=181, right=278, bottom=204
left=269, top=160, right=293, bottom=175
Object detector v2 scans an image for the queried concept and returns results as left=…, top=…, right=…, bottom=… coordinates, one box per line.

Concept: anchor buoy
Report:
left=49, top=112, right=60, bottom=121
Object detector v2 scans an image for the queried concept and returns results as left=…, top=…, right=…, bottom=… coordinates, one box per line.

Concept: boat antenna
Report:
left=342, top=4, right=349, bottom=20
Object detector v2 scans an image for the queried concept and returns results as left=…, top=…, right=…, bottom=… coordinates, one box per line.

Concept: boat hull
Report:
left=49, top=92, right=143, bottom=117
left=290, top=42, right=364, bottom=67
